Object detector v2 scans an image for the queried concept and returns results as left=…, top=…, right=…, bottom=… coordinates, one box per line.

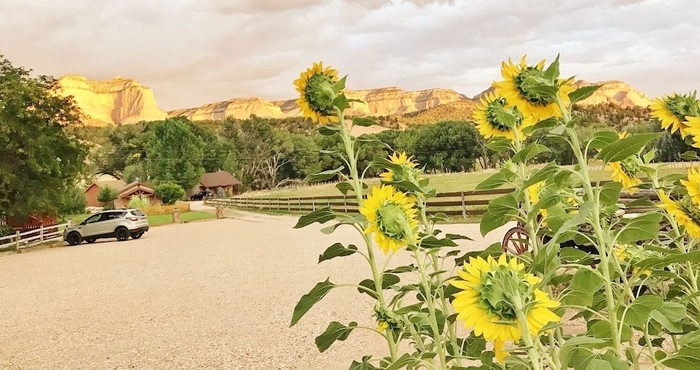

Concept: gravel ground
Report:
left=0, top=210, right=511, bottom=370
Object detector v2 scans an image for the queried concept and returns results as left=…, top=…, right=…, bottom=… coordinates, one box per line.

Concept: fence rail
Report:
left=0, top=223, right=67, bottom=252
left=206, top=186, right=656, bottom=218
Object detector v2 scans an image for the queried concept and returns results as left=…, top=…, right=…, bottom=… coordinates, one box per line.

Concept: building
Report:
left=114, top=181, right=159, bottom=209
left=84, top=179, right=127, bottom=207
left=193, top=171, right=241, bottom=196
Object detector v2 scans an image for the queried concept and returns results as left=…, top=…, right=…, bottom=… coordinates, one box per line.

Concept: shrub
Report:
left=142, top=202, right=190, bottom=216
left=128, top=195, right=150, bottom=210
left=97, top=186, right=118, bottom=207
left=58, top=185, right=87, bottom=215
left=154, top=182, right=185, bottom=205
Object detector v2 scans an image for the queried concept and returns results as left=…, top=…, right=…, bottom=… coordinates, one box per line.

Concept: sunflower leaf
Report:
left=352, top=117, right=376, bottom=127
left=318, top=243, right=358, bottom=263
left=598, top=133, right=662, bottom=163
left=615, top=212, right=663, bottom=244
left=589, top=130, right=619, bottom=150
left=291, top=279, right=336, bottom=326
left=420, top=236, right=459, bottom=249
left=475, top=168, right=515, bottom=190
left=543, top=54, right=561, bottom=80
left=485, top=137, right=513, bottom=152
left=512, top=143, right=551, bottom=164
left=617, top=295, right=664, bottom=329
left=569, top=85, right=602, bottom=105
left=332, top=95, right=351, bottom=112
left=294, top=207, right=336, bottom=229
left=318, top=125, right=340, bottom=136
left=358, top=274, right=400, bottom=298
left=599, top=181, right=623, bottom=207
left=334, top=75, right=347, bottom=92
left=304, top=166, right=344, bottom=183
left=681, top=151, right=700, bottom=161
left=315, top=321, right=357, bottom=352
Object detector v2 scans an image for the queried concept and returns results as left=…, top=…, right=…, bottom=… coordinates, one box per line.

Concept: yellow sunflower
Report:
left=293, top=62, right=340, bottom=125
left=451, top=254, right=561, bottom=363
left=492, top=55, right=575, bottom=121
left=527, top=181, right=548, bottom=221
left=658, top=191, right=700, bottom=239
left=681, top=167, right=700, bottom=207
left=359, top=185, right=419, bottom=253
left=650, top=94, right=700, bottom=138
left=686, top=117, right=700, bottom=148
left=473, top=92, right=535, bottom=141
left=380, top=152, right=420, bottom=183
left=609, top=161, right=642, bottom=194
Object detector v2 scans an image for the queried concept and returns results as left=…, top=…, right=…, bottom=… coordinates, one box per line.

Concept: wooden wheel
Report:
left=502, top=226, right=531, bottom=255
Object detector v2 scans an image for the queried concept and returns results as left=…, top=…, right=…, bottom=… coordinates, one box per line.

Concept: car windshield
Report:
left=131, top=209, right=145, bottom=217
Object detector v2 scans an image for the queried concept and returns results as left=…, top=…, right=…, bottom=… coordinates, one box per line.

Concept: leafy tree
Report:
left=58, top=185, right=87, bottom=216
left=279, top=133, right=321, bottom=181
left=155, top=182, right=185, bottom=204
left=412, top=121, right=480, bottom=172
left=145, top=118, right=205, bottom=191
left=656, top=131, right=699, bottom=162
left=0, top=55, right=87, bottom=219
left=93, top=123, right=148, bottom=178
left=122, top=163, right=150, bottom=183
left=97, top=186, right=118, bottom=208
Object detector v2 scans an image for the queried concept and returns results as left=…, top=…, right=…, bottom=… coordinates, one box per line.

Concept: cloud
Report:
left=0, top=0, right=698, bottom=110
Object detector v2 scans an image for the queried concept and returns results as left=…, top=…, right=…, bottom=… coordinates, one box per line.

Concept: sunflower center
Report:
left=478, top=265, right=532, bottom=320
left=513, top=67, right=558, bottom=106
left=666, top=95, right=700, bottom=120
left=376, top=202, right=410, bottom=240
left=304, top=74, right=337, bottom=116
left=485, top=98, right=524, bottom=131
left=679, top=197, right=700, bottom=224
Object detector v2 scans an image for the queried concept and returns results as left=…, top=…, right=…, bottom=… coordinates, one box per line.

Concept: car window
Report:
left=107, top=212, right=126, bottom=220
left=131, top=209, right=145, bottom=217
left=84, top=214, right=101, bottom=224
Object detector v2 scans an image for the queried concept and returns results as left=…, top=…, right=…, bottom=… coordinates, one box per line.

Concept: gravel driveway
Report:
left=0, top=211, right=511, bottom=370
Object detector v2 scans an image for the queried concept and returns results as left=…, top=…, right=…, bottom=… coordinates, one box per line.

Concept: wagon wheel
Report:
left=502, top=226, right=531, bottom=255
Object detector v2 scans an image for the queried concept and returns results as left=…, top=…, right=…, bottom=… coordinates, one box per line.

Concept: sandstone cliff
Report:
left=473, top=80, right=652, bottom=107
left=57, top=75, right=168, bottom=126
left=169, top=87, right=470, bottom=121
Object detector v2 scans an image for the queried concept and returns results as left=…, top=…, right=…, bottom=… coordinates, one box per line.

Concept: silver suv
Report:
left=63, top=209, right=149, bottom=245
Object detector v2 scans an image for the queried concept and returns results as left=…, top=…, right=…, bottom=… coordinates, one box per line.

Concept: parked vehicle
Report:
left=190, top=190, right=213, bottom=201
left=63, top=209, right=149, bottom=246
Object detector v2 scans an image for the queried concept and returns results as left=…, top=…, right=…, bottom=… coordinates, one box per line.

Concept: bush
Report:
left=128, top=195, right=150, bottom=210
left=97, top=186, right=118, bottom=206
left=142, top=202, right=190, bottom=216
left=58, top=185, right=87, bottom=215
left=0, top=224, right=13, bottom=238
left=154, top=182, right=185, bottom=205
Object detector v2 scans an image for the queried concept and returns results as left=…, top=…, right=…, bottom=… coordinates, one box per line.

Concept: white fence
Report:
left=0, top=223, right=67, bottom=252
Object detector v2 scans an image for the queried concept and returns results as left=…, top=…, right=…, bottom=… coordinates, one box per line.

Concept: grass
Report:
left=147, top=211, right=216, bottom=226
left=242, top=162, right=695, bottom=199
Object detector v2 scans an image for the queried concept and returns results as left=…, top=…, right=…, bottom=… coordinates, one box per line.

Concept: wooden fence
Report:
left=206, top=187, right=657, bottom=218
left=0, top=223, right=67, bottom=252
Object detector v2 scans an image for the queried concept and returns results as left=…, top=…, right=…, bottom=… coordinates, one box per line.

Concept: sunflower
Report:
left=380, top=152, right=420, bottom=184
left=681, top=167, right=700, bottom=207
left=658, top=191, right=700, bottom=239
left=359, top=185, right=419, bottom=253
left=527, top=181, right=547, bottom=221
left=293, top=62, right=340, bottom=125
left=609, top=161, right=642, bottom=194
left=650, top=93, right=700, bottom=138
left=686, top=117, right=700, bottom=149
left=473, top=92, right=535, bottom=141
left=451, top=254, right=561, bottom=363
left=492, top=55, right=575, bottom=121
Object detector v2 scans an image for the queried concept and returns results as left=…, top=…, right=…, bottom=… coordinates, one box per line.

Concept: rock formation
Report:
left=57, top=75, right=168, bottom=126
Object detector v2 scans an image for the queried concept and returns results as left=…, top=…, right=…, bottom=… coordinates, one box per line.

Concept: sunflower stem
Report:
left=512, top=291, right=543, bottom=370
left=556, top=95, right=625, bottom=358
left=413, top=247, right=448, bottom=369
left=336, top=107, right=399, bottom=362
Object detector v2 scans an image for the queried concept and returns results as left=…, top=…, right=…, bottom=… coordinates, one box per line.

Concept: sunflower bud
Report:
left=474, top=93, right=535, bottom=141
left=359, top=185, right=420, bottom=253
left=650, top=92, right=700, bottom=138
left=380, top=152, right=425, bottom=194
left=294, top=62, right=341, bottom=125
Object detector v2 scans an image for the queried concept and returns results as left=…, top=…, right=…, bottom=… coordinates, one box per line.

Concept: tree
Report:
left=97, top=186, right=118, bottom=208
left=0, top=55, right=87, bottom=219
left=154, top=182, right=185, bottom=204
left=412, top=121, right=480, bottom=173
left=145, top=118, right=205, bottom=191
left=58, top=185, right=87, bottom=216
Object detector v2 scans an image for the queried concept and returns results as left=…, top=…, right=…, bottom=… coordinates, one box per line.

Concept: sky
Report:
left=1, top=0, right=698, bottom=111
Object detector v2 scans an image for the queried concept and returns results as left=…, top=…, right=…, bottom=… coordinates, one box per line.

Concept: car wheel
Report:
left=86, top=238, right=96, bottom=244
left=115, top=227, right=129, bottom=241
left=131, top=232, right=143, bottom=239
left=67, top=232, right=82, bottom=246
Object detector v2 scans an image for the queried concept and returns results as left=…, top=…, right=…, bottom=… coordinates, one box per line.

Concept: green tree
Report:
left=145, top=118, right=205, bottom=191
left=0, top=55, right=87, bottom=219
left=97, top=186, right=118, bottom=208
left=58, top=185, right=87, bottom=216
left=154, top=182, right=185, bottom=204
left=412, top=121, right=480, bottom=172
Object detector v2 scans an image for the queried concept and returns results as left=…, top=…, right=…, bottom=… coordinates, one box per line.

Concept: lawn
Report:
left=243, top=162, right=695, bottom=199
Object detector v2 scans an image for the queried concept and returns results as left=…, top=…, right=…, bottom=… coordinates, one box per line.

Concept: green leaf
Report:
left=352, top=117, right=376, bottom=127
left=681, top=151, right=700, bottom=161
left=332, top=95, right=351, bottom=112
left=291, top=279, right=335, bottom=326
left=348, top=356, right=377, bottom=370
left=480, top=210, right=513, bottom=237
left=551, top=201, right=593, bottom=239
left=512, top=143, right=551, bottom=164
left=564, top=268, right=605, bottom=306
left=615, top=212, right=663, bottom=244
left=618, top=295, right=663, bottom=328
left=304, top=166, right=344, bottom=183
left=589, top=130, right=620, bottom=150
left=599, top=181, right=623, bottom=207
left=598, top=133, right=662, bottom=163
left=429, top=213, right=449, bottom=223
left=650, top=302, right=686, bottom=333
left=420, top=235, right=459, bottom=248
left=336, top=182, right=353, bottom=195
left=663, top=345, right=700, bottom=370
left=318, top=125, right=340, bottom=136
left=386, top=265, right=416, bottom=274
left=294, top=207, right=336, bottom=229
left=638, top=250, right=700, bottom=270
left=523, top=162, right=559, bottom=188
left=485, top=137, right=513, bottom=152
left=475, top=170, right=514, bottom=190
left=569, top=85, right=603, bottom=105
left=384, top=354, right=417, bottom=370
left=315, top=321, right=357, bottom=352
left=528, top=117, right=559, bottom=131
left=358, top=274, right=400, bottom=298
left=585, top=359, right=613, bottom=370
left=543, top=54, right=561, bottom=80
left=318, top=243, right=358, bottom=263
left=446, top=233, right=473, bottom=241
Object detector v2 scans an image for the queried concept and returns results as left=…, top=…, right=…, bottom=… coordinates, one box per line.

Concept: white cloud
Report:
left=0, top=0, right=698, bottom=109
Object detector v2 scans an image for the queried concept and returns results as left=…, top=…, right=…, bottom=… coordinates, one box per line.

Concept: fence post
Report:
left=312, top=198, right=316, bottom=211
left=15, top=230, right=20, bottom=251
left=40, top=223, right=44, bottom=242
left=461, top=191, right=467, bottom=220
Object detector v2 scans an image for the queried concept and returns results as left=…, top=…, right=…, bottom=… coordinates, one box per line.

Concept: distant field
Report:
left=243, top=162, right=696, bottom=199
